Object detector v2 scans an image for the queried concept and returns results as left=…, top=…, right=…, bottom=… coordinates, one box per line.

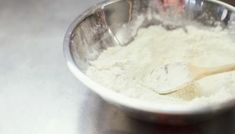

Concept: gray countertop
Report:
left=1, top=0, right=235, bottom=134
left=0, top=0, right=100, bottom=133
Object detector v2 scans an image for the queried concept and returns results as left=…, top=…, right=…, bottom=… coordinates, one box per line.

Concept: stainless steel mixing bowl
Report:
left=64, top=0, right=235, bottom=124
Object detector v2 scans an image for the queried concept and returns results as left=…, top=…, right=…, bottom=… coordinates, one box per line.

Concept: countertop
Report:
left=1, top=0, right=235, bottom=134
left=0, top=0, right=101, bottom=133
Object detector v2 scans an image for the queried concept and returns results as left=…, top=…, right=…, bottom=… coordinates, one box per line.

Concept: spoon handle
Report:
left=196, top=63, right=235, bottom=80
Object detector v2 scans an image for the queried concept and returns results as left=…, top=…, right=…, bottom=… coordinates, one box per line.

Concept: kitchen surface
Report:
left=1, top=0, right=235, bottom=134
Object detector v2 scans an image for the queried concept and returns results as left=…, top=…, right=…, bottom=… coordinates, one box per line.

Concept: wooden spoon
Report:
left=153, top=63, right=235, bottom=94
left=189, top=63, right=235, bottom=81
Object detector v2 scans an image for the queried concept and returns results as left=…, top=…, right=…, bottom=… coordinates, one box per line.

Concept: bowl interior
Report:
left=70, top=0, right=235, bottom=71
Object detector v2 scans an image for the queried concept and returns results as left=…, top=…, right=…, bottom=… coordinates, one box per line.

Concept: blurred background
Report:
left=0, top=0, right=235, bottom=134
left=0, top=0, right=102, bottom=134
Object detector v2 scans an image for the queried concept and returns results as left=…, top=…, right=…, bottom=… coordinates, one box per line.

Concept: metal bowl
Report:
left=64, top=0, right=235, bottom=124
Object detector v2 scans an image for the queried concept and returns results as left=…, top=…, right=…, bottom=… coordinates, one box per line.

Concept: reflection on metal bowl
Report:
left=64, top=0, right=235, bottom=124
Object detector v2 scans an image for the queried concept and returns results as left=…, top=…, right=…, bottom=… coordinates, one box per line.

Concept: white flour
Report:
left=142, top=62, right=192, bottom=94
left=87, top=25, right=235, bottom=106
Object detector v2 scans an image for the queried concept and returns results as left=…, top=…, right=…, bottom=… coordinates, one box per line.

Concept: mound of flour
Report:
left=87, top=25, right=235, bottom=106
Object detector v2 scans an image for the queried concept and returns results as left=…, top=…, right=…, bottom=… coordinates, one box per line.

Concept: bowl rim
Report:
left=64, top=0, right=235, bottom=115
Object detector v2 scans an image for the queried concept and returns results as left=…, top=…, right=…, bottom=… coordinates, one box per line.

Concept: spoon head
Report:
left=142, top=62, right=193, bottom=94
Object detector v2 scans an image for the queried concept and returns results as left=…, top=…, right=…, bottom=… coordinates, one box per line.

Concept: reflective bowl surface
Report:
left=64, top=0, right=235, bottom=124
